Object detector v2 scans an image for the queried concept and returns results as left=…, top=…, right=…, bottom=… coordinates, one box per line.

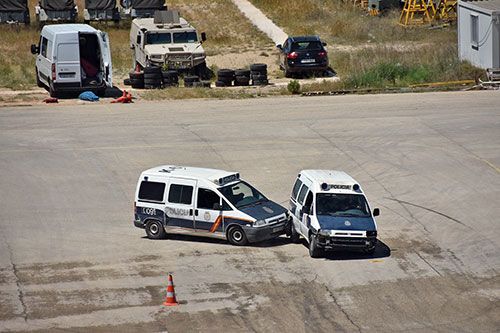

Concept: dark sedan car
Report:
left=277, top=36, right=329, bottom=77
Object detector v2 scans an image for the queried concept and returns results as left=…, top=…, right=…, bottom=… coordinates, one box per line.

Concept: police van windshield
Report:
left=173, top=31, right=197, bottom=43
left=218, top=181, right=267, bottom=209
left=316, top=194, right=370, bottom=218
left=146, top=33, right=172, bottom=44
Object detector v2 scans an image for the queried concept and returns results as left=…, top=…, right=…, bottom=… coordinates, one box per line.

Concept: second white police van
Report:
left=289, top=170, right=380, bottom=258
left=134, top=166, right=290, bottom=245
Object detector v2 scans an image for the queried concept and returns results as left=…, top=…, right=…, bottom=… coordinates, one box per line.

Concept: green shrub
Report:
left=287, top=80, right=301, bottom=94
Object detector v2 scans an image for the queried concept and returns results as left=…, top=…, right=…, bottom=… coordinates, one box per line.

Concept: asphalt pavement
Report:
left=0, top=91, right=499, bottom=332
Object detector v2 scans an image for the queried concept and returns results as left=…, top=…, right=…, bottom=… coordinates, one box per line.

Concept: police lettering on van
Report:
left=134, top=166, right=290, bottom=245
left=288, top=170, right=380, bottom=258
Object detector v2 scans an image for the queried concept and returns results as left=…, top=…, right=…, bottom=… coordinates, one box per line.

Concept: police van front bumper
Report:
left=316, top=235, right=377, bottom=251
left=243, top=221, right=288, bottom=243
left=134, top=219, right=145, bottom=229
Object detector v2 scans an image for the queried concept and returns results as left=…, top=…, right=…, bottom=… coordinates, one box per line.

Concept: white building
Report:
left=458, top=0, right=500, bottom=69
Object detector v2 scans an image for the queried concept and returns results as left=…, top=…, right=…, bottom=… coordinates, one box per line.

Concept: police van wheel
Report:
left=145, top=220, right=166, bottom=240
left=227, top=226, right=248, bottom=246
left=309, top=234, right=323, bottom=258
left=290, top=223, right=300, bottom=244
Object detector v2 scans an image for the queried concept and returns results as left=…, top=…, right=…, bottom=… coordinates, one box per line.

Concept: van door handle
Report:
left=189, top=209, right=193, bottom=216
left=195, top=209, right=199, bottom=216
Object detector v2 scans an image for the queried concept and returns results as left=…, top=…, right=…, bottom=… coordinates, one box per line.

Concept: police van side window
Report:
left=292, top=178, right=303, bottom=200
left=138, top=181, right=165, bottom=202
left=168, top=184, right=193, bottom=205
left=297, top=185, right=309, bottom=205
left=197, top=188, right=220, bottom=210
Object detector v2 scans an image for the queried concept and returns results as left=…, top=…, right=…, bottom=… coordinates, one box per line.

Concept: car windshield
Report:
left=291, top=41, right=323, bottom=51
left=146, top=33, right=171, bottom=44
left=218, top=181, right=267, bottom=209
left=173, top=31, right=198, bottom=43
left=316, top=194, right=371, bottom=218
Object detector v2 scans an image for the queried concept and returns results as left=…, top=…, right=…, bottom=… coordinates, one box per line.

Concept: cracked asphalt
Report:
left=0, top=91, right=499, bottom=332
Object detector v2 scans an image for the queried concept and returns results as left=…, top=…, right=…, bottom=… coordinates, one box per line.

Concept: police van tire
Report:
left=227, top=226, right=248, bottom=246
left=309, top=234, right=323, bottom=258
left=290, top=224, right=300, bottom=244
left=145, top=220, right=166, bottom=239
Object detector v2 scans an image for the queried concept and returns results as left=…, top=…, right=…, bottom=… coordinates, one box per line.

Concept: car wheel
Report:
left=145, top=220, right=166, bottom=239
left=284, top=68, right=291, bottom=78
left=35, top=68, right=44, bottom=88
left=309, top=233, right=323, bottom=258
left=290, top=222, right=300, bottom=244
left=48, top=81, right=57, bottom=98
left=227, top=226, right=248, bottom=246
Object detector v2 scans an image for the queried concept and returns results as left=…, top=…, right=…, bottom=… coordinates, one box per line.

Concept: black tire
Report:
left=145, top=220, right=166, bottom=239
left=235, top=69, right=250, bottom=77
left=184, top=75, right=200, bottom=82
left=123, top=78, right=131, bottom=86
left=144, top=66, right=162, bottom=75
left=217, top=69, right=235, bottom=78
left=144, top=73, right=163, bottom=80
left=130, top=78, right=145, bottom=89
left=144, top=84, right=162, bottom=89
left=227, top=226, right=248, bottom=246
left=252, top=79, right=269, bottom=86
left=195, top=62, right=211, bottom=80
left=251, top=73, right=268, bottom=80
left=162, top=70, right=179, bottom=83
left=215, top=80, right=227, bottom=87
left=290, top=223, right=300, bottom=244
left=250, top=63, right=267, bottom=72
left=284, top=68, right=292, bottom=78
left=144, top=79, right=162, bottom=86
left=309, top=234, right=323, bottom=258
left=129, top=71, right=144, bottom=80
left=48, top=81, right=57, bottom=98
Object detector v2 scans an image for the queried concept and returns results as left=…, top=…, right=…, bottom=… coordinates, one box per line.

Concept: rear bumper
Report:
left=286, top=61, right=329, bottom=73
left=52, top=82, right=107, bottom=94
left=317, top=236, right=377, bottom=251
left=243, top=221, right=288, bottom=243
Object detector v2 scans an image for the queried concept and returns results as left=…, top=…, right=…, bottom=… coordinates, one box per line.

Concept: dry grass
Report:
left=140, top=86, right=287, bottom=100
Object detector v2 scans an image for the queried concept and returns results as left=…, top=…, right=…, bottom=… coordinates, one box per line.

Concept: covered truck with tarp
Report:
left=0, top=0, right=30, bottom=25
left=120, top=0, right=167, bottom=18
left=84, top=0, right=120, bottom=23
left=35, top=0, right=77, bottom=24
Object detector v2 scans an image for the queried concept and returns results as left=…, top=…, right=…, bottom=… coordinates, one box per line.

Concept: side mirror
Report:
left=322, top=42, right=327, bottom=46
left=31, top=44, right=39, bottom=55
left=212, top=203, right=223, bottom=211
left=373, top=208, right=380, bottom=217
left=276, top=44, right=282, bottom=50
left=201, top=32, right=207, bottom=42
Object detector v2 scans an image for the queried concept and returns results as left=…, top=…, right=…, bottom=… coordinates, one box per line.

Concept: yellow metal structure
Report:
left=399, top=0, right=436, bottom=26
left=435, top=0, right=457, bottom=22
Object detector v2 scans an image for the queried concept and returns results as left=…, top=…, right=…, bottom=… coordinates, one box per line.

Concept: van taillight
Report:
left=51, top=64, right=56, bottom=81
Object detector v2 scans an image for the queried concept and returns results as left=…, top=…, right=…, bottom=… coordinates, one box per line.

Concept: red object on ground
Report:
left=43, top=97, right=58, bottom=103
left=163, top=274, right=179, bottom=306
left=111, top=90, right=133, bottom=104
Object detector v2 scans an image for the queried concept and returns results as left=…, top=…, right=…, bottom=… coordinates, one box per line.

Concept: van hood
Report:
left=239, top=200, right=287, bottom=221
left=317, top=215, right=375, bottom=231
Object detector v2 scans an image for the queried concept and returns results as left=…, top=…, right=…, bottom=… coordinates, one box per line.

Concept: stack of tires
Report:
left=216, top=69, right=235, bottom=87
left=184, top=75, right=200, bottom=87
left=129, top=70, right=144, bottom=89
left=162, top=70, right=179, bottom=87
left=250, top=63, right=268, bottom=86
left=144, top=66, right=163, bottom=89
left=234, top=69, right=250, bottom=86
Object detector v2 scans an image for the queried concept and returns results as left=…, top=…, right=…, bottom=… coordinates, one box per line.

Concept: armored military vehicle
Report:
left=130, top=10, right=209, bottom=78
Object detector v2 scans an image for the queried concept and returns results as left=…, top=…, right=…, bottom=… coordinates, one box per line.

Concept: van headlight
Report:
left=193, top=53, right=205, bottom=59
left=319, top=229, right=332, bottom=236
left=150, top=54, right=164, bottom=60
left=254, top=220, right=266, bottom=227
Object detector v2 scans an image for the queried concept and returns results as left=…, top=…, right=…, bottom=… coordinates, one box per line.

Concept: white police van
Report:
left=134, top=166, right=290, bottom=245
left=289, top=170, right=380, bottom=258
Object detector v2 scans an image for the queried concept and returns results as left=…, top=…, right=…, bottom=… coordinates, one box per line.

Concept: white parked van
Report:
left=289, top=170, right=380, bottom=258
left=134, top=166, right=290, bottom=245
left=31, top=24, right=112, bottom=97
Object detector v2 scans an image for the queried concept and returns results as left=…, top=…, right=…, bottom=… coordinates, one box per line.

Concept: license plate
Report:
left=301, top=59, right=315, bottom=63
left=272, top=226, right=284, bottom=233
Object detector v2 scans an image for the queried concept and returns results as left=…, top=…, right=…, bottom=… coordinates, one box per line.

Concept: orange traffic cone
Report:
left=163, top=274, right=179, bottom=306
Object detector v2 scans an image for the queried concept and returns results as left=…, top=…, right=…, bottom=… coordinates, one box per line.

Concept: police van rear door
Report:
left=136, top=176, right=167, bottom=224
